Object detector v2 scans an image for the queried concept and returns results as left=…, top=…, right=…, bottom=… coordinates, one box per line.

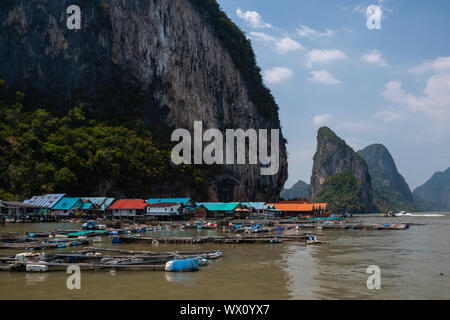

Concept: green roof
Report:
left=81, top=202, right=93, bottom=210
left=146, top=198, right=195, bottom=206
left=198, top=202, right=241, bottom=212
left=52, top=197, right=83, bottom=210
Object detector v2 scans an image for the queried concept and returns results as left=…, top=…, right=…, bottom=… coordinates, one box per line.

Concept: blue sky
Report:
left=216, top=0, right=450, bottom=190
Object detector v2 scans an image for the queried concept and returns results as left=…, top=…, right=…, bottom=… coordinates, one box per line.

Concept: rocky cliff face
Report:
left=358, top=144, right=417, bottom=211
left=0, top=0, right=287, bottom=201
left=413, top=167, right=450, bottom=211
left=310, top=127, right=377, bottom=213
left=280, top=180, right=310, bottom=200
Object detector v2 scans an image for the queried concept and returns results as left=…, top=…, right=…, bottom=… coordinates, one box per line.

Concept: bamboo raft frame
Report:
left=115, top=233, right=315, bottom=244
left=0, top=247, right=223, bottom=272
left=0, top=239, right=90, bottom=250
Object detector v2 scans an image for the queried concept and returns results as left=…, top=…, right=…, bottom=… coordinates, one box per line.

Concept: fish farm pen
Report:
left=0, top=247, right=222, bottom=272
left=0, top=216, right=418, bottom=273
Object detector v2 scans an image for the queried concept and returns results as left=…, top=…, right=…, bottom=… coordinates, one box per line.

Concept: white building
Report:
left=146, top=203, right=182, bottom=216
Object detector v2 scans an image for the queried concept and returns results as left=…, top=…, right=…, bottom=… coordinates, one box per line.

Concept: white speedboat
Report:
left=394, top=211, right=412, bottom=217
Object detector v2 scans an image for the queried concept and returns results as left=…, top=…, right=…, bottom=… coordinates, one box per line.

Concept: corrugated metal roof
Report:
left=267, top=203, right=327, bottom=212
left=81, top=202, right=93, bottom=210
left=108, top=200, right=148, bottom=210
left=146, top=198, right=195, bottom=206
left=52, top=197, right=82, bottom=210
left=314, top=203, right=328, bottom=210
left=81, top=197, right=116, bottom=210
left=240, top=202, right=272, bottom=210
left=0, top=201, right=41, bottom=208
left=197, top=202, right=241, bottom=211
left=23, top=194, right=65, bottom=208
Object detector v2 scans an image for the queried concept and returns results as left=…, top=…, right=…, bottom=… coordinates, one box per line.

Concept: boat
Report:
left=394, top=211, right=412, bottom=217
left=92, top=237, right=103, bottom=243
left=381, top=211, right=395, bottom=217
left=305, top=235, right=321, bottom=244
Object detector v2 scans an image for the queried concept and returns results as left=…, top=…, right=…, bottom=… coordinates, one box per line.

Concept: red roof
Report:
left=108, top=200, right=148, bottom=210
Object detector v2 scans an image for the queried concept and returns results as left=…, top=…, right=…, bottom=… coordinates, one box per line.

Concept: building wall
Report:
left=146, top=204, right=181, bottom=216
left=112, top=209, right=140, bottom=217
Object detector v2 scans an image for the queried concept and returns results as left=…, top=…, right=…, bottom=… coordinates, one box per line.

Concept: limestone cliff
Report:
left=310, top=127, right=377, bottom=213
left=0, top=0, right=287, bottom=201
left=414, top=167, right=450, bottom=211
left=358, top=144, right=417, bottom=212
left=280, top=180, right=310, bottom=200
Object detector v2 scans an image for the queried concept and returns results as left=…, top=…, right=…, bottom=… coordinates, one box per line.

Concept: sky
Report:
left=216, top=0, right=450, bottom=190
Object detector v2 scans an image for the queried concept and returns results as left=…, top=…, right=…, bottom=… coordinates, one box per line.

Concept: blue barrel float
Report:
left=112, top=237, right=122, bottom=244
left=165, top=258, right=200, bottom=272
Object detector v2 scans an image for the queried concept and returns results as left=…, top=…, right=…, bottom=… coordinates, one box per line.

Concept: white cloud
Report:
left=297, top=25, right=333, bottom=38
left=362, top=50, right=388, bottom=67
left=236, top=8, right=272, bottom=29
left=409, top=57, right=450, bottom=75
left=372, top=108, right=402, bottom=123
left=308, top=70, right=341, bottom=85
left=313, top=114, right=332, bottom=127
left=249, top=32, right=276, bottom=42
left=275, top=37, right=303, bottom=54
left=353, top=0, right=392, bottom=18
left=382, top=72, right=450, bottom=132
left=305, top=49, right=347, bottom=68
left=263, top=67, right=294, bottom=84
left=250, top=33, right=303, bottom=54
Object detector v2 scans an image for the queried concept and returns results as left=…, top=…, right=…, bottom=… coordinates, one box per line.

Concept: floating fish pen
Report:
left=295, top=222, right=410, bottom=231
left=0, top=239, right=90, bottom=250
left=0, top=247, right=222, bottom=273
left=113, top=233, right=315, bottom=244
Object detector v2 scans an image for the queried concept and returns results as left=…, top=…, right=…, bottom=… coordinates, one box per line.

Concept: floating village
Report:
left=0, top=194, right=416, bottom=273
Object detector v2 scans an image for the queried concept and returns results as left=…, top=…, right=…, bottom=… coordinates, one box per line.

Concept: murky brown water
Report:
left=0, top=213, right=449, bottom=300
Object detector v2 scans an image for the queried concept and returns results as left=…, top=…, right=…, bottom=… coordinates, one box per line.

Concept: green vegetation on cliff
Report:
left=281, top=180, right=310, bottom=200
left=310, top=127, right=376, bottom=212
left=413, top=167, right=450, bottom=211
left=358, top=144, right=417, bottom=212
left=313, top=168, right=367, bottom=212
left=0, top=79, right=219, bottom=200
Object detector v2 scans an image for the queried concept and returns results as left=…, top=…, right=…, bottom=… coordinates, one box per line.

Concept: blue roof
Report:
left=146, top=198, right=195, bottom=206
left=52, top=198, right=82, bottom=210
left=81, top=197, right=116, bottom=210
left=197, top=202, right=241, bottom=212
left=81, top=202, right=93, bottom=210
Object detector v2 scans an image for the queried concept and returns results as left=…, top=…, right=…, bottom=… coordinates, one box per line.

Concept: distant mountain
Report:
left=310, top=127, right=377, bottom=213
left=358, top=144, right=417, bottom=212
left=281, top=180, right=310, bottom=200
left=413, top=167, right=450, bottom=211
